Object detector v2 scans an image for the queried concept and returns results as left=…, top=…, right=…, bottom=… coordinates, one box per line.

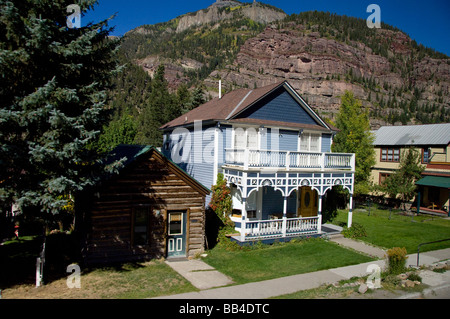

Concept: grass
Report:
left=203, top=238, right=374, bottom=284
left=2, top=260, right=197, bottom=299
left=333, top=208, right=450, bottom=253
left=1, top=235, right=197, bottom=299
left=3, top=207, right=449, bottom=298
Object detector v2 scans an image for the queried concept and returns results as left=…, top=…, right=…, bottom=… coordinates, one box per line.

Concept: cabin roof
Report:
left=161, top=81, right=336, bottom=132
left=105, top=145, right=210, bottom=195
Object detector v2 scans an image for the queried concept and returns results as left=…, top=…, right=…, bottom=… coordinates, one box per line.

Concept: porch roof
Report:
left=416, top=175, right=450, bottom=189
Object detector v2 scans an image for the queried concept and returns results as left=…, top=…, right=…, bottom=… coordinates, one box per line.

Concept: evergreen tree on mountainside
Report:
left=135, top=65, right=177, bottom=146
left=0, top=0, right=120, bottom=215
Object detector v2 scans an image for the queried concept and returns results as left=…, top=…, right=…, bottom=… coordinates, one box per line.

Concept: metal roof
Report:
left=373, top=124, right=450, bottom=146
left=416, top=176, right=450, bottom=189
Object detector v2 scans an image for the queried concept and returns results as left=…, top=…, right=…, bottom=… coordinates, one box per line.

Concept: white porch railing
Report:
left=225, top=149, right=355, bottom=171
left=243, top=217, right=320, bottom=240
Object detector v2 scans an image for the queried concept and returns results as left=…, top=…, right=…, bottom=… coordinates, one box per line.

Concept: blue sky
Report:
left=83, top=0, right=450, bottom=56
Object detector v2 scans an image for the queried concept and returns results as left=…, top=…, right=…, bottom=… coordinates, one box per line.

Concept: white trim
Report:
left=213, top=128, right=219, bottom=185
left=283, top=82, right=331, bottom=130
left=226, top=90, right=253, bottom=119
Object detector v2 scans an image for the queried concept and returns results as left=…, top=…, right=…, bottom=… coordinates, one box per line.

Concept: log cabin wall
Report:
left=79, top=147, right=209, bottom=264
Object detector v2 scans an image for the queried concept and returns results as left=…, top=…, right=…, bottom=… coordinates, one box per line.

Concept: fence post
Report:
left=36, top=257, right=43, bottom=287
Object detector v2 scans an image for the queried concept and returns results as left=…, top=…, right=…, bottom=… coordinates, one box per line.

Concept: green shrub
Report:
left=386, top=247, right=408, bottom=275
left=342, top=222, right=367, bottom=238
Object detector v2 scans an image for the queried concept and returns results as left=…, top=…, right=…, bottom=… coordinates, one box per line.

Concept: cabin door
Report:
left=167, top=211, right=187, bottom=258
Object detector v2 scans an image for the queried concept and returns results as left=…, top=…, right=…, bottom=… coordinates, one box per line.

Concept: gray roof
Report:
left=373, top=124, right=450, bottom=146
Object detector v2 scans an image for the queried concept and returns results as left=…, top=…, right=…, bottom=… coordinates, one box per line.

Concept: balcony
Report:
left=225, top=149, right=355, bottom=171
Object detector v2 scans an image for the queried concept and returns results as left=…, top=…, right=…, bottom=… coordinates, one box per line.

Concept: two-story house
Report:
left=161, top=81, right=356, bottom=242
left=371, top=123, right=450, bottom=216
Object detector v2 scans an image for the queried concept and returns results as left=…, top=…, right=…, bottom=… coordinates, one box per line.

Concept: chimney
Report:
left=219, top=80, right=222, bottom=99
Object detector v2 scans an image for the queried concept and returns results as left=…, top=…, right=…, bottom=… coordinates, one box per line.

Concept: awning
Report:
left=416, top=176, right=450, bottom=189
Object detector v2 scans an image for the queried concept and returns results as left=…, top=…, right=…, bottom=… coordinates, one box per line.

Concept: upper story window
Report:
left=422, top=148, right=430, bottom=164
left=381, top=148, right=400, bottom=162
left=300, top=133, right=321, bottom=152
left=234, top=127, right=258, bottom=149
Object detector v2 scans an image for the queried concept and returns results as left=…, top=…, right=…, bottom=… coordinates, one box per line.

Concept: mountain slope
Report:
left=118, top=2, right=450, bottom=128
left=120, top=1, right=286, bottom=90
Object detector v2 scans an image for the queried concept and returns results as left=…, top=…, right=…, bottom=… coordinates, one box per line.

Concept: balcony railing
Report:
left=225, top=149, right=355, bottom=171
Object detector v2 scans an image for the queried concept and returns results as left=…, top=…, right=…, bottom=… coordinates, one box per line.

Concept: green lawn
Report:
left=203, top=239, right=374, bottom=285
left=333, top=208, right=450, bottom=253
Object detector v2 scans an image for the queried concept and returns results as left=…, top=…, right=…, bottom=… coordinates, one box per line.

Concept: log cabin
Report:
left=76, top=145, right=210, bottom=264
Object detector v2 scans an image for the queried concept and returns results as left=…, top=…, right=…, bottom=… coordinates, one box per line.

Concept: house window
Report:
left=300, top=133, right=321, bottom=152
left=379, top=173, right=391, bottom=185
left=422, top=148, right=430, bottom=164
left=381, top=148, right=400, bottom=162
left=234, top=127, right=259, bottom=149
left=133, top=207, right=150, bottom=246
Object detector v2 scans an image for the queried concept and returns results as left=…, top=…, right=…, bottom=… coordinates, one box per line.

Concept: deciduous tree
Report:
left=332, top=91, right=376, bottom=194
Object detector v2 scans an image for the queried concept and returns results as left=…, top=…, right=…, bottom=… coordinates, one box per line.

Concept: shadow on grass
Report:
left=0, top=233, right=156, bottom=290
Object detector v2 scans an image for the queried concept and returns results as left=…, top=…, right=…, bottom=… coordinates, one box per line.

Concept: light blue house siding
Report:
left=321, top=134, right=333, bottom=153
left=278, top=129, right=298, bottom=152
left=163, top=126, right=216, bottom=206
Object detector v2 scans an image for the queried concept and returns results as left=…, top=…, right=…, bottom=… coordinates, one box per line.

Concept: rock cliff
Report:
left=205, top=25, right=449, bottom=127
left=176, top=2, right=286, bottom=33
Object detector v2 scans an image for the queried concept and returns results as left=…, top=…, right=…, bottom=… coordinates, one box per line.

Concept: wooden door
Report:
left=298, top=187, right=318, bottom=218
left=167, top=211, right=187, bottom=258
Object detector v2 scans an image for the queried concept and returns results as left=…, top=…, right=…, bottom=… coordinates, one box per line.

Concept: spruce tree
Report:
left=0, top=0, right=120, bottom=215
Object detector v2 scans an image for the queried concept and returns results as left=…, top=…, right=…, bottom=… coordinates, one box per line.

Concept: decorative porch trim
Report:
left=223, top=169, right=354, bottom=198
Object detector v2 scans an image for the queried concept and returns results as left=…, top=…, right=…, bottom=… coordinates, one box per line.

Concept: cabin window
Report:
left=133, top=207, right=150, bottom=246
left=300, top=133, right=321, bottom=152
left=381, top=148, right=400, bottom=162
left=168, top=212, right=183, bottom=236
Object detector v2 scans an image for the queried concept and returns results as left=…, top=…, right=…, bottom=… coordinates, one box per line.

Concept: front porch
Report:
left=224, top=166, right=355, bottom=242
left=228, top=223, right=343, bottom=244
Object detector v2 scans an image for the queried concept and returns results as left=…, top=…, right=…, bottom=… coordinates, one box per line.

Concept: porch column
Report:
left=282, top=196, right=288, bottom=237
left=348, top=194, right=353, bottom=228
left=317, top=194, right=323, bottom=234
left=240, top=198, right=247, bottom=241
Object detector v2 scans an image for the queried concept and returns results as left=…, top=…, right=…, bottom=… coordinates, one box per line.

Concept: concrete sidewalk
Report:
left=165, top=259, right=234, bottom=290
left=156, top=241, right=450, bottom=299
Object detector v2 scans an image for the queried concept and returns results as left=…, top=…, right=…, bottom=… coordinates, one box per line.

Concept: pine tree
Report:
left=0, top=0, right=120, bottom=215
left=382, top=148, right=424, bottom=209
left=135, top=64, right=177, bottom=146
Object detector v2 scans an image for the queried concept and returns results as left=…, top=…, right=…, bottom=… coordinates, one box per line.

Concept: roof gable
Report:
left=161, top=81, right=332, bottom=132
left=231, top=85, right=320, bottom=126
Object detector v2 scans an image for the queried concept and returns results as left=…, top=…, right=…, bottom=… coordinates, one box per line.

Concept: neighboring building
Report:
left=161, top=81, right=355, bottom=242
left=77, top=145, right=210, bottom=264
left=371, top=123, right=450, bottom=216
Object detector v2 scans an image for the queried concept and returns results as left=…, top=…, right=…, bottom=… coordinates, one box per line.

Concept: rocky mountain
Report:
left=119, top=1, right=450, bottom=128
